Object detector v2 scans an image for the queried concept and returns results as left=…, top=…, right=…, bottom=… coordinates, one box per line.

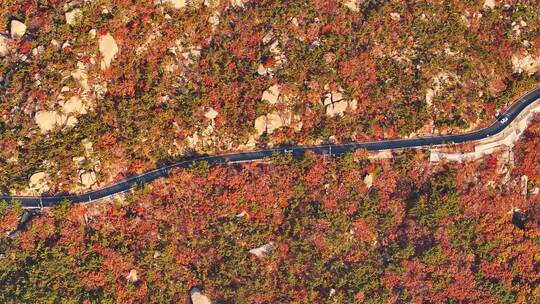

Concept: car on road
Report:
left=499, top=116, right=509, bottom=124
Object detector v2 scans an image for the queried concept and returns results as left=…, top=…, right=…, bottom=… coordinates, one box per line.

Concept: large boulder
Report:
left=162, top=0, right=187, bottom=9
left=511, top=53, right=540, bottom=76
left=190, top=288, right=212, bottom=304
left=483, top=0, right=496, bottom=9
left=61, top=96, right=88, bottom=115
left=35, top=111, right=66, bottom=133
left=28, top=172, right=50, bottom=194
left=249, top=242, right=273, bottom=257
left=10, top=20, right=26, bottom=38
left=80, top=171, right=97, bottom=188
left=261, top=84, right=280, bottom=104
left=99, top=33, right=119, bottom=70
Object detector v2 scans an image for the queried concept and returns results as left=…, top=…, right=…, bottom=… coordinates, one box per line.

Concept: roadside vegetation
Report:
left=0, top=0, right=539, bottom=192
left=1, top=116, right=539, bottom=303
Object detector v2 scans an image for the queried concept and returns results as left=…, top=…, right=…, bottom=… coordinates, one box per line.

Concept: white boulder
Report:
left=162, top=0, right=187, bottom=9
left=190, top=288, right=212, bottom=304
left=28, top=172, right=50, bottom=194
left=35, top=111, right=66, bottom=133
left=204, top=107, right=219, bottom=120
left=98, top=33, right=119, bottom=70
left=343, top=0, right=359, bottom=11
left=326, top=100, right=349, bottom=117
left=126, top=269, right=138, bottom=283
left=65, top=9, right=82, bottom=25
left=483, top=0, right=496, bottom=9
left=262, top=84, right=280, bottom=104
left=61, top=96, right=88, bottom=115
left=511, top=53, right=540, bottom=76
left=80, top=171, right=97, bottom=188
left=10, top=20, right=26, bottom=38
left=249, top=242, right=273, bottom=257
left=363, top=173, right=373, bottom=189
left=0, top=35, right=8, bottom=57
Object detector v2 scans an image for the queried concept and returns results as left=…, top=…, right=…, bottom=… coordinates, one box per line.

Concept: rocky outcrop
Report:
left=261, top=84, right=280, bottom=104
left=28, top=172, right=50, bottom=194
left=65, top=9, right=82, bottom=25
left=98, top=33, right=119, bottom=70
left=35, top=111, right=67, bottom=133
left=324, top=90, right=357, bottom=117
left=34, top=96, right=88, bottom=133
left=80, top=171, right=97, bottom=188
left=511, top=52, right=540, bottom=76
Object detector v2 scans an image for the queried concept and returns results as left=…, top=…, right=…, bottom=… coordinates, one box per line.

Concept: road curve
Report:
left=2, top=87, right=540, bottom=208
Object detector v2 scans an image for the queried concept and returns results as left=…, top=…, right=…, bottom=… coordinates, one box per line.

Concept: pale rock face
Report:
left=390, top=13, right=401, bottom=21
left=35, top=111, right=66, bottom=133
left=190, top=288, right=212, bottom=304
left=10, top=20, right=26, bottom=38
left=65, top=9, right=82, bottom=25
left=254, top=116, right=268, bottom=135
left=80, top=171, right=97, bottom=188
left=425, top=73, right=451, bottom=107
left=65, top=116, right=78, bottom=127
left=511, top=53, right=540, bottom=76
left=363, top=173, right=374, bottom=189
left=204, top=107, right=219, bottom=120
left=89, top=29, right=97, bottom=39
left=255, top=111, right=295, bottom=136
left=98, top=33, right=119, bottom=70
left=230, top=0, right=247, bottom=8
left=249, top=242, right=273, bottom=257
left=61, top=96, right=88, bottom=115
left=209, top=11, right=220, bottom=27
left=326, top=100, right=349, bottom=117
left=35, top=96, right=87, bottom=133
left=72, top=61, right=90, bottom=91
left=163, top=0, right=187, bottom=9
left=324, top=90, right=356, bottom=117
left=343, top=0, right=359, bottom=11
left=261, top=84, right=280, bottom=104
left=483, top=0, right=496, bottom=9
left=0, top=35, right=8, bottom=57
left=126, top=269, right=138, bottom=283
left=266, top=112, right=288, bottom=134
left=72, top=156, right=86, bottom=166
left=29, top=172, right=50, bottom=194
left=82, top=139, right=94, bottom=156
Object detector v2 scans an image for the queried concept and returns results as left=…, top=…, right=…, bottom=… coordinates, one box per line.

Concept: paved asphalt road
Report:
left=2, top=87, right=540, bottom=208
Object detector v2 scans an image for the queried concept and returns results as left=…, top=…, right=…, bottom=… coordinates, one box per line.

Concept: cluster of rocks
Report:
left=0, top=19, right=27, bottom=57
left=512, top=52, right=540, bottom=76
left=34, top=95, right=88, bottom=133
left=254, top=84, right=302, bottom=136
left=323, top=89, right=358, bottom=117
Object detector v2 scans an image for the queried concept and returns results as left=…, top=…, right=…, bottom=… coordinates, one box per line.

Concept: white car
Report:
left=500, top=117, right=509, bottom=124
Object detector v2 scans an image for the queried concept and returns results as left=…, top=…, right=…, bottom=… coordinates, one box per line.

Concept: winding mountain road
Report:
left=2, top=87, right=540, bottom=208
